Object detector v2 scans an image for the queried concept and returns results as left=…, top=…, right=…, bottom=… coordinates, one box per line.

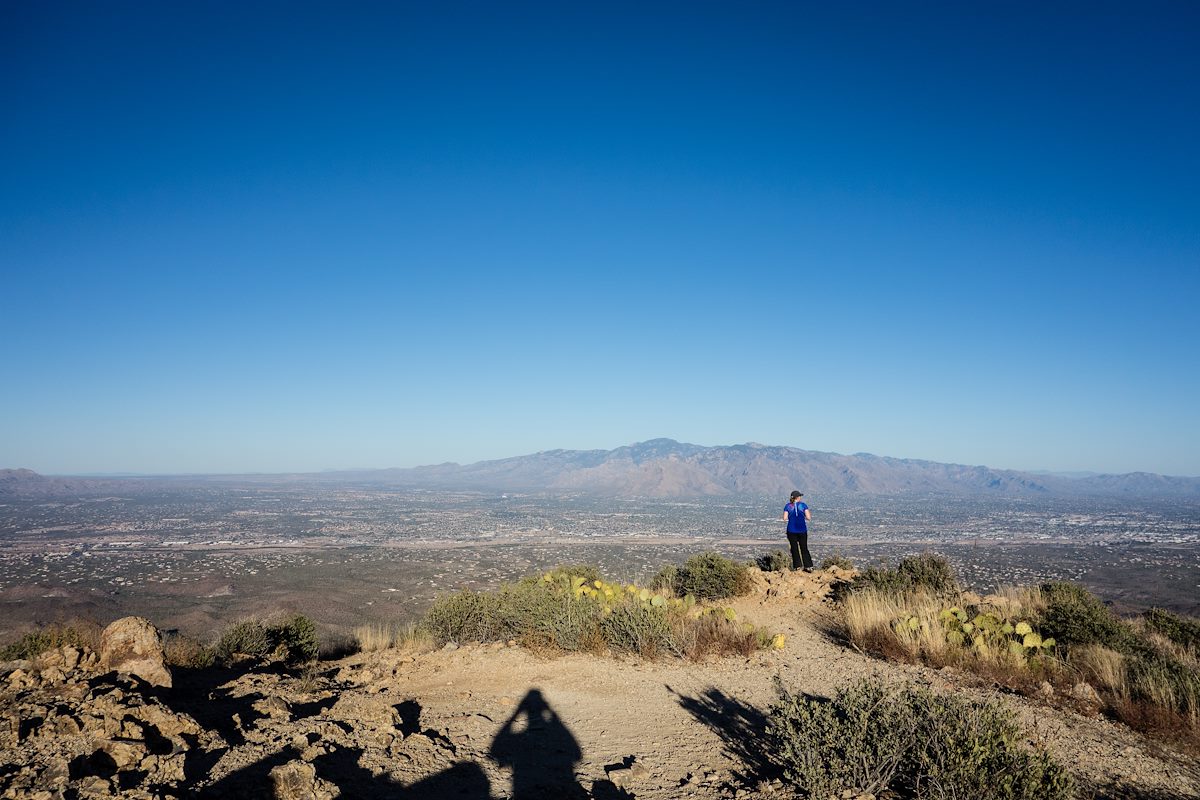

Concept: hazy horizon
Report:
left=3, top=4, right=1197, bottom=477
left=9, top=436, right=1200, bottom=481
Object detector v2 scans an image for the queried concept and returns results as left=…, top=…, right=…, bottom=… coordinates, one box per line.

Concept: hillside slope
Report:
left=3, top=570, right=1197, bottom=798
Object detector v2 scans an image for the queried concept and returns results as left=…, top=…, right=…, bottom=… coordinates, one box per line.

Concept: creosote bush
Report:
left=214, top=614, right=320, bottom=665
left=850, top=552, right=959, bottom=598
left=1037, top=581, right=1131, bottom=651
left=658, top=552, right=754, bottom=600
left=767, top=676, right=1073, bottom=800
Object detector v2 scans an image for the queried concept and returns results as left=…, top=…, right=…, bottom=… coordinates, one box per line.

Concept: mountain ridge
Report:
left=4, top=440, right=1198, bottom=499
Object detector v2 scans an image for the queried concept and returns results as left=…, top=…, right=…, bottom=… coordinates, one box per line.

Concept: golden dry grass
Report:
left=353, top=621, right=434, bottom=653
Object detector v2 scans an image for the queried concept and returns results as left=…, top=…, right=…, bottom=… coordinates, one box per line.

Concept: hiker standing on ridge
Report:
left=782, top=490, right=813, bottom=572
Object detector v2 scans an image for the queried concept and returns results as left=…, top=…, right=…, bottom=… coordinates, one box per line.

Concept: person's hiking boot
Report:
left=803, top=568, right=814, bottom=573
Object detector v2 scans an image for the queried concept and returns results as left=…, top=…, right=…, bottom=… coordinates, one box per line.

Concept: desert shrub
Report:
left=1125, top=651, right=1200, bottom=721
left=271, top=615, right=319, bottom=663
left=842, top=589, right=1058, bottom=684
left=663, top=552, right=754, bottom=600
left=421, top=564, right=774, bottom=661
left=422, top=590, right=503, bottom=644
left=215, top=620, right=273, bottom=662
left=1143, top=608, right=1200, bottom=656
left=820, top=552, right=854, bottom=570
left=600, top=602, right=675, bottom=657
left=214, top=615, right=320, bottom=665
left=767, top=677, right=1073, bottom=800
left=850, top=553, right=958, bottom=598
left=756, top=550, right=789, bottom=572
left=0, top=623, right=98, bottom=661
left=650, top=564, right=678, bottom=592
left=1038, top=581, right=1131, bottom=651
left=163, top=633, right=215, bottom=669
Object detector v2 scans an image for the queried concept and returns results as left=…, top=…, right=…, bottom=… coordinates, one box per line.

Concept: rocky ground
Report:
left=2, top=569, right=1199, bottom=799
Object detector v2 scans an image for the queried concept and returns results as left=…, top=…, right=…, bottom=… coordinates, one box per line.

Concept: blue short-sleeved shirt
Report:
left=784, top=501, right=809, bottom=534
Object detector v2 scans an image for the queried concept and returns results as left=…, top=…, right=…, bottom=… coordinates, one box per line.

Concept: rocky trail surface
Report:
left=2, top=570, right=1198, bottom=799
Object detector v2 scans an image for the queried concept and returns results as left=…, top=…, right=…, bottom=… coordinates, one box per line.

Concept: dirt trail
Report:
left=184, top=568, right=1200, bottom=799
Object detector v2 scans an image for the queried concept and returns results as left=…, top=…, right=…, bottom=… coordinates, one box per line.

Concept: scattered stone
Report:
left=270, top=760, right=338, bottom=800
left=99, top=617, right=171, bottom=688
left=1070, top=682, right=1101, bottom=706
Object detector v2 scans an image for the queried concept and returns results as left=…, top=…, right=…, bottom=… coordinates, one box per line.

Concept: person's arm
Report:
left=804, top=508, right=811, bottom=521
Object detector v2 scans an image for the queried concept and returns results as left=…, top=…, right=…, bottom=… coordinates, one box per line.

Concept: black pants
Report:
left=787, top=532, right=813, bottom=570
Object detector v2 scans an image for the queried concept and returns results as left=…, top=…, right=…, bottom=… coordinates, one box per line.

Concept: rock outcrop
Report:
left=99, top=616, right=172, bottom=688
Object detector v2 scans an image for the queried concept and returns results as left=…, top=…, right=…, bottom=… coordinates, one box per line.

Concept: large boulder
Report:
left=99, top=617, right=171, bottom=688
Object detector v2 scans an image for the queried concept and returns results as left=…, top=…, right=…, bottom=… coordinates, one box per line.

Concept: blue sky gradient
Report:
left=2, top=3, right=1198, bottom=475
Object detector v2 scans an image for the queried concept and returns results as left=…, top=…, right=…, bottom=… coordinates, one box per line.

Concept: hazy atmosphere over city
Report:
left=3, top=3, right=1198, bottom=477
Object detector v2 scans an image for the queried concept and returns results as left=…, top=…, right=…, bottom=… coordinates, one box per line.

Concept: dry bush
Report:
left=422, top=564, right=775, bottom=662
left=0, top=620, right=103, bottom=661
left=842, top=587, right=1059, bottom=688
left=354, top=621, right=433, bottom=653
left=1072, top=644, right=1127, bottom=696
left=163, top=633, right=215, bottom=669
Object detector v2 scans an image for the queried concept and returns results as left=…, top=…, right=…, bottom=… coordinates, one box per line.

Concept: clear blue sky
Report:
left=2, top=2, right=1197, bottom=476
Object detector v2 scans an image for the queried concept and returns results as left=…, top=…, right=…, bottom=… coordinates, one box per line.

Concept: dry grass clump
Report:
left=838, top=556, right=1200, bottom=750
left=353, top=621, right=433, bottom=653
left=162, top=632, right=216, bottom=669
left=422, top=564, right=776, bottom=661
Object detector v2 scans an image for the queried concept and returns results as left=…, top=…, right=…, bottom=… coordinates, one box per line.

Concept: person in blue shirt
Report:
left=781, top=491, right=813, bottom=572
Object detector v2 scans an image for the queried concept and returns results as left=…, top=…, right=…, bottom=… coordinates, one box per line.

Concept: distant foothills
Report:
left=3, top=439, right=1199, bottom=500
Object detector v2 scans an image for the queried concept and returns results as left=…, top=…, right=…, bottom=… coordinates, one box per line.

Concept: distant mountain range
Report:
left=4, top=440, right=1199, bottom=499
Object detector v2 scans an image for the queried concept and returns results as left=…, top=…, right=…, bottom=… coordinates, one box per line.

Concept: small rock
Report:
left=253, top=695, right=292, bottom=720
left=441, top=642, right=459, bottom=652
left=270, top=760, right=338, bottom=800
left=1070, top=681, right=1101, bottom=705
left=40, top=666, right=66, bottom=684
left=607, top=767, right=633, bottom=787
left=1037, top=681, right=1055, bottom=700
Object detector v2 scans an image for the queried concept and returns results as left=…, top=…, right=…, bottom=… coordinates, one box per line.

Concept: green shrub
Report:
left=1143, top=607, right=1200, bottom=656
left=756, top=550, right=789, bottom=572
left=421, top=564, right=774, bottom=661
left=767, top=677, right=1073, bottom=800
left=664, top=552, right=754, bottom=600
left=0, top=624, right=96, bottom=661
left=600, top=602, right=675, bottom=657
left=820, top=552, right=854, bottom=570
left=850, top=553, right=959, bottom=598
left=1038, top=582, right=1131, bottom=651
left=214, top=615, right=320, bottom=665
left=271, top=615, right=319, bottom=663
left=215, top=620, right=273, bottom=662
left=422, top=590, right=503, bottom=644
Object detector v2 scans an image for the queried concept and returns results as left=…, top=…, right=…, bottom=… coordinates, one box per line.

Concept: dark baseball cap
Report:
left=789, top=491, right=804, bottom=499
